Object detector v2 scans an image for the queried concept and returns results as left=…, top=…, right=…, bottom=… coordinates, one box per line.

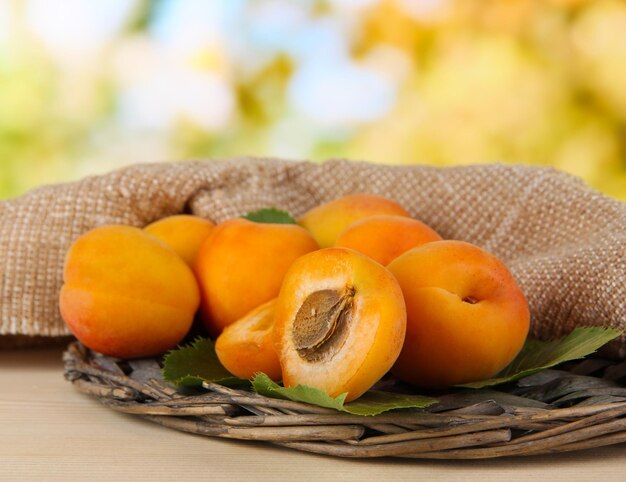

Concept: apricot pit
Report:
left=292, top=287, right=355, bottom=363
left=274, top=248, right=407, bottom=402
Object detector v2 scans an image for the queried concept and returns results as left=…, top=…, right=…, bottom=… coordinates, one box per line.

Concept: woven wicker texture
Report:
left=1, top=158, right=625, bottom=356
left=63, top=342, right=626, bottom=459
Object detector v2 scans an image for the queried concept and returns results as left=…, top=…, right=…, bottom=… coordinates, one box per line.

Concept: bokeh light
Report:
left=1, top=0, right=625, bottom=200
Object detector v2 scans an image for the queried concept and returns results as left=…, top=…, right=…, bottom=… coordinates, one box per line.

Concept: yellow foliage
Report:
left=0, top=0, right=624, bottom=201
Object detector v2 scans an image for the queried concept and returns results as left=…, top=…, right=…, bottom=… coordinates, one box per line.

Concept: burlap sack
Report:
left=1, top=158, right=624, bottom=357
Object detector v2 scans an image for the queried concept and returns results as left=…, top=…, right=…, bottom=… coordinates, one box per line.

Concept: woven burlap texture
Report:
left=0, top=158, right=624, bottom=357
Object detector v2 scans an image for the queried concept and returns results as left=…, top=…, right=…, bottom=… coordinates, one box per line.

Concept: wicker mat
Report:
left=64, top=342, right=626, bottom=459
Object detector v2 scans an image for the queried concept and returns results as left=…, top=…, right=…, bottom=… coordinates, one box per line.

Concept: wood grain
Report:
left=1, top=348, right=625, bottom=482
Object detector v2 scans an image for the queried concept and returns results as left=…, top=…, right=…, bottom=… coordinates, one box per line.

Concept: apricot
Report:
left=215, top=299, right=281, bottom=380
left=387, top=240, right=530, bottom=388
left=298, top=194, right=411, bottom=248
left=195, top=218, right=318, bottom=336
left=144, top=215, right=215, bottom=267
left=335, top=215, right=442, bottom=266
left=60, top=225, right=200, bottom=358
left=274, top=248, right=407, bottom=402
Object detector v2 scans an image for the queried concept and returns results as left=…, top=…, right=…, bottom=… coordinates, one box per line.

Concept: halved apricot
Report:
left=215, top=299, right=282, bottom=381
left=273, top=248, right=407, bottom=402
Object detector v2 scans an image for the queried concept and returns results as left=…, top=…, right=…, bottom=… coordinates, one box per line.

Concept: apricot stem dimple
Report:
left=463, top=296, right=479, bottom=305
left=292, top=287, right=355, bottom=362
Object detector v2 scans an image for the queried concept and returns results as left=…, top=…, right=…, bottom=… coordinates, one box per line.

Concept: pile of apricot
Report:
left=60, top=194, right=530, bottom=400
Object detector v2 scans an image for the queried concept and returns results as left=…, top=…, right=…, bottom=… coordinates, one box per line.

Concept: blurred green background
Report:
left=1, top=0, right=625, bottom=200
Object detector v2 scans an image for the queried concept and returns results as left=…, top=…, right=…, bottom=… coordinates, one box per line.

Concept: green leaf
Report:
left=459, top=327, right=623, bottom=389
left=251, top=373, right=436, bottom=416
left=242, top=208, right=296, bottom=224
left=162, top=338, right=248, bottom=388
left=345, top=391, right=438, bottom=416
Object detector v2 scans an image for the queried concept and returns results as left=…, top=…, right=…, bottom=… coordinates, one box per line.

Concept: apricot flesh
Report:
left=215, top=299, right=281, bottom=380
left=335, top=215, right=442, bottom=266
left=144, top=215, right=215, bottom=267
left=387, top=240, right=530, bottom=388
left=274, top=248, right=407, bottom=402
left=298, top=194, right=411, bottom=248
left=195, top=218, right=318, bottom=337
left=60, top=225, right=200, bottom=358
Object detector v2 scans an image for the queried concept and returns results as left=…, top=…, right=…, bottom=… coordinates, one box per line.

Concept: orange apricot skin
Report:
left=335, top=215, right=442, bottom=266
left=215, top=299, right=281, bottom=380
left=387, top=240, right=530, bottom=388
left=298, top=194, right=411, bottom=248
left=274, top=248, right=407, bottom=402
left=144, top=215, right=215, bottom=267
left=59, top=225, right=200, bottom=359
left=195, top=218, right=319, bottom=337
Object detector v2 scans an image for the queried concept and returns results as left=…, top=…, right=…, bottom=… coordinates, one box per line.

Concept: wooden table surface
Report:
left=1, top=347, right=625, bottom=482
